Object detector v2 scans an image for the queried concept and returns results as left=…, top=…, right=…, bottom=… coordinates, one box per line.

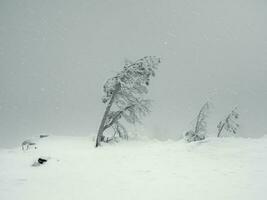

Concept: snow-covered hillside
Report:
left=1, top=136, right=267, bottom=200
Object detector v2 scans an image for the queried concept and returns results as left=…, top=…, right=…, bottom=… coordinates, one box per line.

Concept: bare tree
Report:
left=184, top=102, right=210, bottom=142
left=217, top=108, right=239, bottom=137
left=95, top=56, right=160, bottom=147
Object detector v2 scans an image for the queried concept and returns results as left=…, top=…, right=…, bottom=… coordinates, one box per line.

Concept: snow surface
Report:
left=1, top=136, right=267, bottom=200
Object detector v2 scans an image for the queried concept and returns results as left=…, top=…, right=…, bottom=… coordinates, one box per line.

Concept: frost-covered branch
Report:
left=103, top=105, right=133, bottom=131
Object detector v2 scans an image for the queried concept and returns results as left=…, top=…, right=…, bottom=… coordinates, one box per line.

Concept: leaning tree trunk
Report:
left=95, top=83, right=121, bottom=147
left=195, top=107, right=203, bottom=134
left=217, top=114, right=230, bottom=137
left=217, top=123, right=225, bottom=137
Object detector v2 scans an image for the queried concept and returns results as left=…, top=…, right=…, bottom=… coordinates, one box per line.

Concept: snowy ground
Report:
left=0, top=135, right=267, bottom=200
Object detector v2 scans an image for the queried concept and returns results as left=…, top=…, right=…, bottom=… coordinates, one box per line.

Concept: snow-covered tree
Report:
left=95, top=56, right=160, bottom=147
left=184, top=102, right=210, bottom=142
left=217, top=108, right=239, bottom=137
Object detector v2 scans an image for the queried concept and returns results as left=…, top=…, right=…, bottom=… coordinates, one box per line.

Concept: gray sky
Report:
left=1, top=0, right=267, bottom=147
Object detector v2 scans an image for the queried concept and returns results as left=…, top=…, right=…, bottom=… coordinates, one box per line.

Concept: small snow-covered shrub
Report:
left=184, top=130, right=205, bottom=143
left=21, top=139, right=36, bottom=151
left=184, top=102, right=210, bottom=143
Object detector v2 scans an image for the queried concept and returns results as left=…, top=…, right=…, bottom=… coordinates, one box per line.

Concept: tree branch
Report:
left=103, top=105, right=134, bottom=131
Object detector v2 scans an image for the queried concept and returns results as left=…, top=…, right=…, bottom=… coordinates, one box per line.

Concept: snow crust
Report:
left=1, top=136, right=267, bottom=200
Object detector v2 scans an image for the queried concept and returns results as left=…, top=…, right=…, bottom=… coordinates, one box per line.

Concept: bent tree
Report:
left=217, top=108, right=239, bottom=137
left=185, top=102, right=210, bottom=142
left=95, top=56, right=160, bottom=147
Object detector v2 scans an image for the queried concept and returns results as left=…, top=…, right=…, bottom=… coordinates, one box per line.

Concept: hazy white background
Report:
left=1, top=0, right=267, bottom=147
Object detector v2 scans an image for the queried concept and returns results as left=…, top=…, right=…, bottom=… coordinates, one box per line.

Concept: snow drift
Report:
left=0, top=136, right=267, bottom=200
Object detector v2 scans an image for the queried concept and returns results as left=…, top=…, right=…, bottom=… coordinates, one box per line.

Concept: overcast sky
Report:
left=1, top=0, right=267, bottom=147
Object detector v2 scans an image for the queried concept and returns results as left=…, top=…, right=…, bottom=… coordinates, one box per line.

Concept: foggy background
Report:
left=1, top=0, right=267, bottom=148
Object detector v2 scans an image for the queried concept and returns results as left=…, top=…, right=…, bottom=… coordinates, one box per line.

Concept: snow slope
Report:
left=0, top=136, right=267, bottom=200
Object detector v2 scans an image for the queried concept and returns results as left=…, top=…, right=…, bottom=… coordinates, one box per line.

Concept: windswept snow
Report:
left=1, top=136, right=267, bottom=200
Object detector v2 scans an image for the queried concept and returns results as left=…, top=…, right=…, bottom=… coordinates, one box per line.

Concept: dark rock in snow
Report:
left=32, top=157, right=49, bottom=167
left=38, top=158, right=47, bottom=164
